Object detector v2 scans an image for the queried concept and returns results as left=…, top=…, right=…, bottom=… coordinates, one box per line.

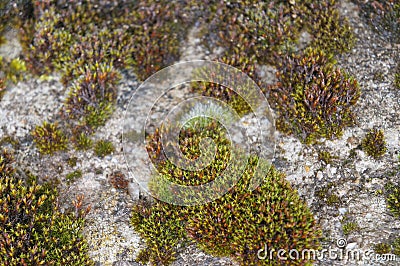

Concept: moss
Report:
left=318, top=150, right=334, bottom=165
left=0, top=149, right=93, bottom=265
left=315, top=182, right=341, bottom=207
left=132, top=121, right=321, bottom=265
left=94, top=140, right=114, bottom=158
left=109, top=171, right=129, bottom=190
left=385, top=182, right=400, bottom=217
left=393, top=237, right=400, bottom=256
left=18, top=1, right=197, bottom=138
left=203, top=0, right=354, bottom=66
left=353, top=0, right=400, bottom=43
left=67, top=156, right=78, bottom=168
left=395, top=62, right=400, bottom=89
left=190, top=52, right=260, bottom=117
left=31, top=121, right=68, bottom=155
left=73, top=132, right=93, bottom=151
left=0, top=56, right=27, bottom=99
left=269, top=47, right=360, bottom=144
left=361, top=128, right=387, bottom=159
left=66, top=170, right=82, bottom=184
left=342, top=221, right=359, bottom=235
left=305, top=1, right=355, bottom=54
left=63, top=63, right=120, bottom=132
left=0, top=136, right=20, bottom=149
left=373, top=242, right=391, bottom=254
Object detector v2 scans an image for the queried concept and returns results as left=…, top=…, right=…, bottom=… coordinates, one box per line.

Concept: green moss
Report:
left=342, top=221, right=359, bottom=235
left=132, top=121, right=321, bottom=265
left=18, top=1, right=198, bottom=137
left=190, top=52, right=260, bottom=117
left=94, top=140, right=114, bottom=158
left=269, top=47, right=360, bottom=144
left=305, top=2, right=355, bottom=54
left=73, top=132, right=93, bottom=151
left=315, top=182, right=341, bottom=207
left=31, top=121, right=68, bottom=155
left=0, top=136, right=20, bottom=149
left=361, top=128, right=387, bottom=159
left=63, top=63, right=120, bottom=132
left=0, top=149, right=93, bottom=265
left=393, top=237, right=400, bottom=256
left=0, top=56, right=27, bottom=99
left=66, top=170, right=82, bottom=184
left=385, top=182, right=400, bottom=217
left=373, top=242, right=391, bottom=254
left=395, top=62, right=400, bottom=89
left=203, top=0, right=354, bottom=66
left=67, top=156, right=78, bottom=167
left=318, top=150, right=334, bottom=165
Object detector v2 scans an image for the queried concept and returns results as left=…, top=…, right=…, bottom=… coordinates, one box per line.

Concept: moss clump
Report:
left=63, top=63, right=119, bottom=132
left=31, top=121, right=68, bottom=155
left=269, top=47, right=360, bottom=144
left=393, top=237, right=400, bottom=256
left=385, top=182, right=400, bottom=217
left=353, top=0, right=400, bottom=43
left=305, top=1, right=355, bottom=54
left=342, top=221, right=359, bottom=235
left=109, top=171, right=128, bottom=190
left=361, top=128, right=387, bottom=159
left=94, top=140, right=114, bottom=158
left=133, top=163, right=321, bottom=265
left=373, top=242, right=391, bottom=254
left=190, top=52, right=260, bottom=117
left=18, top=1, right=198, bottom=139
left=204, top=0, right=302, bottom=65
left=204, top=0, right=354, bottom=65
left=66, top=170, right=82, bottom=184
left=0, top=57, right=27, bottom=99
left=73, top=132, right=93, bottom=151
left=132, top=121, right=321, bottom=265
left=315, top=182, right=341, bottom=207
left=394, top=62, right=400, bottom=89
left=0, top=149, right=93, bottom=265
left=318, top=150, right=334, bottom=165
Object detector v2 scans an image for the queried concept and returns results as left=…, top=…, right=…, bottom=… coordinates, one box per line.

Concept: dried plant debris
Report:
left=269, top=47, right=360, bottom=144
